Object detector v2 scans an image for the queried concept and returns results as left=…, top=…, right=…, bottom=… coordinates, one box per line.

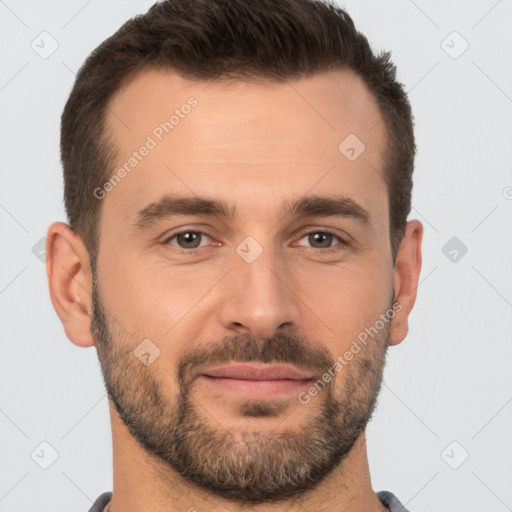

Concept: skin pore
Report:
left=46, top=68, right=423, bottom=512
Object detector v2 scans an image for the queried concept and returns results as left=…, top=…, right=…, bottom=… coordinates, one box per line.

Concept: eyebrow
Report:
left=133, top=193, right=371, bottom=230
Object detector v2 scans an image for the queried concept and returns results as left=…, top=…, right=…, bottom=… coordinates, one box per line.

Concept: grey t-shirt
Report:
left=88, top=490, right=410, bottom=511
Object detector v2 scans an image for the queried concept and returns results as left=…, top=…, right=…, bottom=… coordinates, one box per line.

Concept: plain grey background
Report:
left=1, top=1, right=511, bottom=511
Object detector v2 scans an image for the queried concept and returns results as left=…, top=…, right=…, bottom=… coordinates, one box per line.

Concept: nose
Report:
left=216, top=246, right=301, bottom=339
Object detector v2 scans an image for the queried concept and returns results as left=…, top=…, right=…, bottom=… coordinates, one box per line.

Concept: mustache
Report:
left=177, top=331, right=335, bottom=389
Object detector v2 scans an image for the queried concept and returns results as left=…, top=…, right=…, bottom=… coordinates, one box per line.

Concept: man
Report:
left=46, top=0, right=423, bottom=510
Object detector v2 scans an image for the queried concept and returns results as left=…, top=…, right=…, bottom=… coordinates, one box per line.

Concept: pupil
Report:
left=179, top=232, right=201, bottom=248
left=310, top=233, right=331, bottom=248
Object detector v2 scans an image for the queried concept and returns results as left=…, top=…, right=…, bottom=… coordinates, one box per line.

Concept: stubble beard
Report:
left=90, top=268, right=390, bottom=504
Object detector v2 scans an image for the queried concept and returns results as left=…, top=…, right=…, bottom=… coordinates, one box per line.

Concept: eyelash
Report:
left=162, top=229, right=349, bottom=253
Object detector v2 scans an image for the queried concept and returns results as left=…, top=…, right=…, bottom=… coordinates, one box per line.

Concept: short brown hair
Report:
left=61, top=0, right=415, bottom=265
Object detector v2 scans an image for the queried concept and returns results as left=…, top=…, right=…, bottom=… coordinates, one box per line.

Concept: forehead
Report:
left=102, top=67, right=388, bottom=230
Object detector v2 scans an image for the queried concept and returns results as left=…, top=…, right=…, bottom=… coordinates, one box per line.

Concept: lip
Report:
left=200, top=363, right=314, bottom=381
left=196, top=363, right=315, bottom=399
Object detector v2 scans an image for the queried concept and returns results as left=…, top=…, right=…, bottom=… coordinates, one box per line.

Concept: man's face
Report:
left=92, top=68, right=393, bottom=503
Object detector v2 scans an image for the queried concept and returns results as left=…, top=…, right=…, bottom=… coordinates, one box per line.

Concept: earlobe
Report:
left=46, top=222, right=95, bottom=348
left=389, top=220, right=423, bottom=346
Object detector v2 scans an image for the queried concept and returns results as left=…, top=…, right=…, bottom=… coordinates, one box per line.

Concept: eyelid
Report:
left=293, top=229, right=349, bottom=249
left=162, top=226, right=350, bottom=252
left=162, top=228, right=213, bottom=247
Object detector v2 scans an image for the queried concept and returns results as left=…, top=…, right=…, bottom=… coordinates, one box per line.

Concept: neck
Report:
left=107, top=408, right=388, bottom=512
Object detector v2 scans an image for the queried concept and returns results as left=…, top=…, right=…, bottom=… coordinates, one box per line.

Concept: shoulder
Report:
left=87, top=491, right=112, bottom=512
left=376, top=490, right=411, bottom=512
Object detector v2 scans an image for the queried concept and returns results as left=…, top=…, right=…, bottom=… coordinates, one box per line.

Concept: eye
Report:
left=161, top=229, right=349, bottom=253
left=163, top=230, right=213, bottom=250
left=295, top=230, right=348, bottom=251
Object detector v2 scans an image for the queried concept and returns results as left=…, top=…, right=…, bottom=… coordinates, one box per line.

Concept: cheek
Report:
left=295, top=258, right=391, bottom=347
left=98, top=238, right=392, bottom=349
left=99, top=255, right=222, bottom=341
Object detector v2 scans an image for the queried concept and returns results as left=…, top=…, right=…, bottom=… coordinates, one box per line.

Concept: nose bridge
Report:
left=217, top=237, right=301, bottom=338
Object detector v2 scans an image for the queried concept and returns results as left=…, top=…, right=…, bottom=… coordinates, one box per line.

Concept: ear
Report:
left=389, top=219, right=423, bottom=346
left=46, top=222, right=95, bottom=348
